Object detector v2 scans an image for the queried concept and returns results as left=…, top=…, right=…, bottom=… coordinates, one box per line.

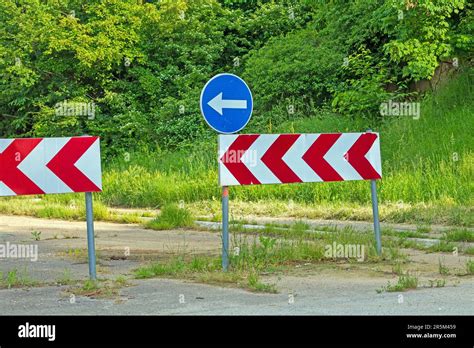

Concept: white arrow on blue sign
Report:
left=200, top=73, right=253, bottom=134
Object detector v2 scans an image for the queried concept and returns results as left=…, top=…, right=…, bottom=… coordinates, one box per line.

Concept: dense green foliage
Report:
left=1, top=0, right=472, bottom=156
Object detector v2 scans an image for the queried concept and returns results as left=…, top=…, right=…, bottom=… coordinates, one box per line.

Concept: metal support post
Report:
left=222, top=186, right=229, bottom=271
left=85, top=192, right=97, bottom=280
left=370, top=180, right=382, bottom=255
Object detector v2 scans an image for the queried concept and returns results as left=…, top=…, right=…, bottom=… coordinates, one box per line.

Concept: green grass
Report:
left=82, top=279, right=99, bottom=292
left=247, top=272, right=277, bottom=293
left=466, top=260, right=474, bottom=275
left=391, top=262, right=404, bottom=275
left=133, top=255, right=278, bottom=291
left=146, top=204, right=194, bottom=230
left=427, top=279, right=446, bottom=288
left=64, top=278, right=131, bottom=299
left=428, top=241, right=458, bottom=253
left=114, top=275, right=128, bottom=286
left=416, top=225, right=431, bottom=233
left=231, top=224, right=387, bottom=261
left=0, top=194, right=147, bottom=224
left=198, top=200, right=472, bottom=226
left=385, top=245, right=409, bottom=262
left=56, top=268, right=74, bottom=286
left=134, top=257, right=212, bottom=278
left=377, top=272, right=419, bottom=293
left=464, top=247, right=474, bottom=255
left=443, top=228, right=474, bottom=242
left=134, top=225, right=399, bottom=291
left=438, top=258, right=450, bottom=275
left=0, top=269, right=37, bottom=289
left=393, top=236, right=474, bottom=256
left=1, top=194, right=471, bottom=227
left=133, top=236, right=319, bottom=293
left=30, top=231, right=41, bottom=241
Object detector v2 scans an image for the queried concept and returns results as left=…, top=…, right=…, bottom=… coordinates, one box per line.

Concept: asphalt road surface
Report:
left=0, top=215, right=473, bottom=315
left=1, top=276, right=473, bottom=315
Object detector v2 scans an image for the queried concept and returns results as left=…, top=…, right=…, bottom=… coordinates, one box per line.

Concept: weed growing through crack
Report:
left=466, top=260, right=474, bottom=275
left=31, top=231, right=41, bottom=241
left=391, top=262, right=404, bottom=275
left=428, top=279, right=446, bottom=288
left=56, top=268, right=74, bottom=285
left=438, top=258, right=450, bottom=275
left=0, top=268, right=37, bottom=289
left=64, top=277, right=131, bottom=300
left=377, top=272, right=418, bottom=293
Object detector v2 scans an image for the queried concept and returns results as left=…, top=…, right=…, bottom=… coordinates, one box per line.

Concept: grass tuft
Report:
left=378, top=272, right=418, bottom=293
left=466, top=260, right=474, bottom=275
left=444, top=229, right=474, bottom=242
left=0, top=268, right=37, bottom=289
left=146, top=204, right=194, bottom=230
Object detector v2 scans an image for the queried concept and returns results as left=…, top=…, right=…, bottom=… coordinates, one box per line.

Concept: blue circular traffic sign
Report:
left=200, top=73, right=253, bottom=134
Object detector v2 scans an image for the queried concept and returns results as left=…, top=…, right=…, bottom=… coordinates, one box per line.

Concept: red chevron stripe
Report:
left=302, top=134, right=344, bottom=181
left=0, top=138, right=45, bottom=195
left=261, top=134, right=301, bottom=183
left=220, top=135, right=260, bottom=185
left=46, top=137, right=101, bottom=192
left=346, top=133, right=381, bottom=180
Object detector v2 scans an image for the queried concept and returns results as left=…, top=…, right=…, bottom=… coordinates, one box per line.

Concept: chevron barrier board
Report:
left=218, top=132, right=382, bottom=186
left=0, top=136, right=102, bottom=196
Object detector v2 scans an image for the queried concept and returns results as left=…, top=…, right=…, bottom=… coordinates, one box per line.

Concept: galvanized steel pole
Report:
left=370, top=179, right=382, bottom=255
left=366, top=129, right=382, bottom=256
left=85, top=192, right=97, bottom=280
left=222, top=186, right=230, bottom=271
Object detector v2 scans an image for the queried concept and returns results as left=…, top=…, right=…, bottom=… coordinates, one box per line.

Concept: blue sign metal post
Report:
left=221, top=186, right=230, bottom=271
left=200, top=73, right=253, bottom=271
left=200, top=73, right=253, bottom=134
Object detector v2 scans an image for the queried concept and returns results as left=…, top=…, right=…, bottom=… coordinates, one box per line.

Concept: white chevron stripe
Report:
left=75, top=138, right=102, bottom=190
left=365, top=133, right=382, bottom=177
left=0, top=139, right=13, bottom=153
left=218, top=163, right=240, bottom=186
left=0, top=182, right=16, bottom=196
left=282, top=134, right=322, bottom=182
left=17, top=138, right=73, bottom=194
left=242, top=134, right=279, bottom=184
left=1, top=139, right=28, bottom=195
left=218, top=134, right=239, bottom=186
left=325, top=133, right=363, bottom=181
left=218, top=134, right=239, bottom=158
left=0, top=139, right=15, bottom=195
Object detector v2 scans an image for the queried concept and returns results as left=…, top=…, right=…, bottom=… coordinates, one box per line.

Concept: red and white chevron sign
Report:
left=218, top=132, right=382, bottom=186
left=0, top=136, right=102, bottom=196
